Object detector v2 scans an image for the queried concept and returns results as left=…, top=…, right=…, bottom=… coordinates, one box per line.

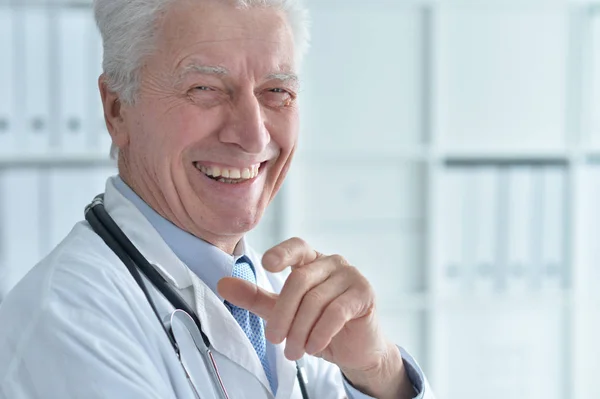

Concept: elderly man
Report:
left=0, top=0, right=435, bottom=398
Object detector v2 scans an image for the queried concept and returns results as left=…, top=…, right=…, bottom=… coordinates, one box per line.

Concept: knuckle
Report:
left=355, top=274, right=372, bottom=292
left=295, top=236, right=307, bottom=244
left=337, top=264, right=363, bottom=282
left=347, top=266, right=369, bottom=286
left=346, top=264, right=361, bottom=276
left=282, top=244, right=295, bottom=260
left=329, top=254, right=349, bottom=266
left=304, top=289, right=324, bottom=306
left=289, top=237, right=307, bottom=249
left=291, top=268, right=312, bottom=287
left=328, top=300, right=348, bottom=318
left=349, top=287, right=374, bottom=314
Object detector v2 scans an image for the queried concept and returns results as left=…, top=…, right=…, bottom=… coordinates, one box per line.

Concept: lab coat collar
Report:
left=103, top=176, right=193, bottom=290
left=103, top=176, right=297, bottom=397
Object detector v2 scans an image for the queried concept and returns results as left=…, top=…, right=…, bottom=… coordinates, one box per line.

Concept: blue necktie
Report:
left=225, top=257, right=276, bottom=393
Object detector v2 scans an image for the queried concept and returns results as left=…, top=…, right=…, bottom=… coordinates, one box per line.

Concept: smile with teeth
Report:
left=194, top=163, right=261, bottom=184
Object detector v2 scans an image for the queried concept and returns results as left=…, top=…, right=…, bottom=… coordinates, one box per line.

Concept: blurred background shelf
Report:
left=295, top=147, right=430, bottom=162
left=437, top=147, right=572, bottom=163
left=431, top=290, right=573, bottom=307
left=0, top=153, right=115, bottom=168
left=377, top=292, right=431, bottom=312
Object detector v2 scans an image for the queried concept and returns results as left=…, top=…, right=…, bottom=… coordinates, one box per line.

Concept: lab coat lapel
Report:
left=190, top=274, right=272, bottom=394
left=102, top=177, right=193, bottom=289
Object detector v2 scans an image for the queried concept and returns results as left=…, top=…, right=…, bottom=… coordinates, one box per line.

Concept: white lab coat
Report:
left=0, top=178, right=435, bottom=399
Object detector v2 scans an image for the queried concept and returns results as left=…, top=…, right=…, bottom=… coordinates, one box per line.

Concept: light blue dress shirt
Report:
left=114, top=176, right=424, bottom=399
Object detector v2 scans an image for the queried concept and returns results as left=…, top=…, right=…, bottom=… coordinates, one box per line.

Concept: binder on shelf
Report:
left=58, top=7, right=89, bottom=154
left=586, top=165, right=600, bottom=295
left=538, top=166, right=567, bottom=294
left=0, top=7, right=17, bottom=156
left=22, top=7, right=53, bottom=155
left=468, top=167, right=500, bottom=296
left=592, top=12, right=600, bottom=144
left=0, top=170, right=42, bottom=301
left=504, top=166, right=536, bottom=296
left=439, top=167, right=467, bottom=297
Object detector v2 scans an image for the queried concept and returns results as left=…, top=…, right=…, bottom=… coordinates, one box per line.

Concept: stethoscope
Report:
left=85, top=194, right=310, bottom=399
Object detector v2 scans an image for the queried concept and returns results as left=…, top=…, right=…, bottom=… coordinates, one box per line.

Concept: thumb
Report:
left=217, top=277, right=278, bottom=320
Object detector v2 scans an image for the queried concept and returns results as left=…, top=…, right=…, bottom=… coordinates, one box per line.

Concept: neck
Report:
left=117, top=160, right=241, bottom=255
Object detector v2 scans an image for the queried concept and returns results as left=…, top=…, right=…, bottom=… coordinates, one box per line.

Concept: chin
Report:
left=205, top=207, right=263, bottom=236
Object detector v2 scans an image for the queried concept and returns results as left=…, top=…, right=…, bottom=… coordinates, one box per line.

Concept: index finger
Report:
left=217, top=277, right=278, bottom=320
left=262, top=237, right=322, bottom=273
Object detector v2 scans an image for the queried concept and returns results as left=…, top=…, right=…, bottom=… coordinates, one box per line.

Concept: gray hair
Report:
left=93, top=0, right=311, bottom=159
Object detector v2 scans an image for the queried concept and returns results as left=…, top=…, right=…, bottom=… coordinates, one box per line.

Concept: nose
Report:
left=219, top=92, right=270, bottom=154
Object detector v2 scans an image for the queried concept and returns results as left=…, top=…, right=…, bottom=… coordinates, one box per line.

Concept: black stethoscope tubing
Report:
left=85, top=194, right=310, bottom=399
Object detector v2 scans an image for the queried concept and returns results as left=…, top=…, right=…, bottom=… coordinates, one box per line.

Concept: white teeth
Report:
left=218, top=178, right=244, bottom=184
left=195, top=162, right=261, bottom=182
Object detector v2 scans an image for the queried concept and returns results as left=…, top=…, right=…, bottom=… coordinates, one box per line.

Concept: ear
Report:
left=99, top=74, right=129, bottom=151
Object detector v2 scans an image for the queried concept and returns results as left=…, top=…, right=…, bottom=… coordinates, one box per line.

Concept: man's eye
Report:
left=195, top=86, right=213, bottom=91
left=261, top=89, right=295, bottom=108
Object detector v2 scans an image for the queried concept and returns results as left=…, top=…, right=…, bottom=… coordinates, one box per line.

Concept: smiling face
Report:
left=103, top=0, right=299, bottom=253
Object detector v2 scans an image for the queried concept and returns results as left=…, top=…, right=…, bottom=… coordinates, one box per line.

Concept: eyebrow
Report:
left=179, top=63, right=299, bottom=85
left=266, top=72, right=299, bottom=85
left=180, top=64, right=229, bottom=78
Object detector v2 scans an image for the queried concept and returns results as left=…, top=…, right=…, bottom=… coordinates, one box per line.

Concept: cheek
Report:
left=270, top=112, right=299, bottom=155
left=176, top=108, right=217, bottom=143
left=267, top=113, right=298, bottom=194
left=142, top=103, right=218, bottom=158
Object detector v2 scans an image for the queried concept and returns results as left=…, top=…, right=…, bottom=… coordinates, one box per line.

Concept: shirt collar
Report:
left=113, top=176, right=250, bottom=300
